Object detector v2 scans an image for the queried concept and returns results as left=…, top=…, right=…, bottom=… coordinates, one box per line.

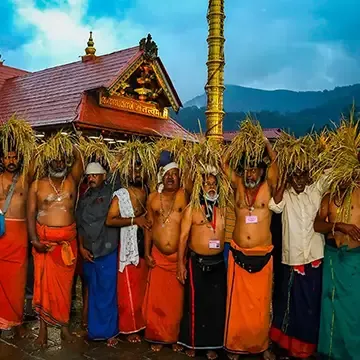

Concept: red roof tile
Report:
left=77, top=93, right=193, bottom=140
left=0, top=64, right=29, bottom=90
left=223, top=128, right=281, bottom=142
left=0, top=47, right=141, bottom=125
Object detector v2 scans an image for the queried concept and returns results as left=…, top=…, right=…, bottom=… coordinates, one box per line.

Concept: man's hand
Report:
left=177, top=262, right=187, bottom=284
left=145, top=254, right=156, bottom=268
left=134, top=216, right=152, bottom=231
left=80, top=246, right=94, bottom=263
left=336, top=223, right=360, bottom=241
left=31, top=240, right=49, bottom=253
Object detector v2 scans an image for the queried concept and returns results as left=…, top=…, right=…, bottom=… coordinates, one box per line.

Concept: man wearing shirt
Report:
left=269, top=168, right=329, bottom=359
left=77, top=162, right=119, bottom=344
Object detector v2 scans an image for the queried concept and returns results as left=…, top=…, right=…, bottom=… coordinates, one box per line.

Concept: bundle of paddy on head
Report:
left=113, top=138, right=157, bottom=188
left=316, top=112, right=360, bottom=223
left=224, top=116, right=269, bottom=178
left=185, top=137, right=231, bottom=210
left=273, top=131, right=321, bottom=189
left=0, top=114, right=37, bottom=179
left=34, top=131, right=78, bottom=179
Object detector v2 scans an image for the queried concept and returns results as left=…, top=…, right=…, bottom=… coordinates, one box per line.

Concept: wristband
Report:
left=131, top=217, right=134, bottom=226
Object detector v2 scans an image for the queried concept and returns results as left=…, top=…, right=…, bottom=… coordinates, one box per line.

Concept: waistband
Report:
left=5, top=218, right=26, bottom=222
left=189, top=249, right=224, bottom=262
left=36, top=222, right=77, bottom=243
left=230, top=240, right=273, bottom=256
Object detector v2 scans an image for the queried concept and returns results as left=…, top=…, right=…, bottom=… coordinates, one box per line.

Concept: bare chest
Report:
left=37, top=179, right=76, bottom=208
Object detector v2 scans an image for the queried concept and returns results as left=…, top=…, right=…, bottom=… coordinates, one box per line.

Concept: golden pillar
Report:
left=205, top=0, right=225, bottom=140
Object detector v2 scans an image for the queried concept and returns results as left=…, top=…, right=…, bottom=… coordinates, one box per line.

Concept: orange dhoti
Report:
left=224, top=241, right=273, bottom=354
left=0, top=219, right=28, bottom=329
left=33, top=222, right=77, bottom=327
left=143, top=246, right=184, bottom=344
left=118, top=258, right=148, bottom=334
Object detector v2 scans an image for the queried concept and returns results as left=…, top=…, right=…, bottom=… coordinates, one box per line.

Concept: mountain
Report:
left=184, top=84, right=360, bottom=113
left=173, top=83, right=360, bottom=136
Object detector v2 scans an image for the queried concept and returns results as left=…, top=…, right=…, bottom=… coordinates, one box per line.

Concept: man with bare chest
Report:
left=0, top=151, right=34, bottom=336
left=106, top=159, right=150, bottom=343
left=314, top=188, right=360, bottom=360
left=222, top=138, right=278, bottom=360
left=27, top=146, right=83, bottom=347
left=177, top=171, right=227, bottom=360
left=143, top=153, right=188, bottom=352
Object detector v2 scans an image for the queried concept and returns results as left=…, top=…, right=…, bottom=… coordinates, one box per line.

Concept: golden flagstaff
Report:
left=205, top=0, right=226, bottom=140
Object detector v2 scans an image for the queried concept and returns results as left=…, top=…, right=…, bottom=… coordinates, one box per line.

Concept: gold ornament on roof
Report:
left=139, top=34, right=158, bottom=60
left=85, top=31, right=96, bottom=56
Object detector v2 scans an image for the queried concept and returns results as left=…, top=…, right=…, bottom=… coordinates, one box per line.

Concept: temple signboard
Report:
left=99, top=92, right=168, bottom=120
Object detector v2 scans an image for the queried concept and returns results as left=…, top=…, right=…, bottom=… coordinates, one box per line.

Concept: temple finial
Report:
left=85, top=31, right=96, bottom=56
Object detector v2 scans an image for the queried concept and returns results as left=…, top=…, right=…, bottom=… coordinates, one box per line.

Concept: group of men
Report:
left=0, top=132, right=359, bottom=360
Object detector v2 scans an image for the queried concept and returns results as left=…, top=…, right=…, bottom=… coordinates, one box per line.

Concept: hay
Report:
left=35, top=131, right=77, bottom=178
left=224, top=116, right=266, bottom=171
left=112, top=139, right=157, bottom=187
left=185, top=137, right=232, bottom=209
left=79, top=137, right=115, bottom=170
left=0, top=114, right=36, bottom=177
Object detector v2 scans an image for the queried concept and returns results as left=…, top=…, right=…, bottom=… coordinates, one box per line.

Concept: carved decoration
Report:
left=139, top=34, right=158, bottom=60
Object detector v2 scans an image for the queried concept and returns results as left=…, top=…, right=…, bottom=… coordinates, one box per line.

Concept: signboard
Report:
left=99, top=93, right=168, bottom=120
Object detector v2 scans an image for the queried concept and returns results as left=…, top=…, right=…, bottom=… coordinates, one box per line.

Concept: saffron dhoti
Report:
left=318, top=244, right=360, bottom=360
left=0, top=219, right=28, bottom=329
left=224, top=241, right=273, bottom=354
left=143, top=246, right=184, bottom=344
left=118, top=258, right=147, bottom=334
left=178, top=250, right=226, bottom=350
left=83, top=249, right=118, bottom=340
left=270, top=261, right=322, bottom=358
left=33, top=222, right=77, bottom=327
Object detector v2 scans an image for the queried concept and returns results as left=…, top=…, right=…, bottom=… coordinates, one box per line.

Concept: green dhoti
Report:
left=318, top=244, right=360, bottom=360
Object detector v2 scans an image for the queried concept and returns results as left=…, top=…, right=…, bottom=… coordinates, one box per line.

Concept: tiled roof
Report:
left=0, top=47, right=141, bottom=125
left=223, top=128, right=281, bottom=141
left=0, top=64, right=29, bottom=90
left=77, top=93, right=194, bottom=140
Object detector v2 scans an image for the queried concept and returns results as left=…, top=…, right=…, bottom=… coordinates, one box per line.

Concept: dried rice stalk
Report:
left=224, top=116, right=266, bottom=171
left=0, top=114, right=36, bottom=177
left=35, top=131, right=77, bottom=178
left=113, top=139, right=157, bottom=188
left=79, top=137, right=115, bottom=170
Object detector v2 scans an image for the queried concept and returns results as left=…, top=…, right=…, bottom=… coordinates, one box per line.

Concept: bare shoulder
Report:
left=177, top=187, right=188, bottom=203
left=148, top=191, right=158, bottom=205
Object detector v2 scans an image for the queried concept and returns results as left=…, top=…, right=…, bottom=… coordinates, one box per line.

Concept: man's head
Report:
left=130, top=158, right=143, bottom=186
left=163, top=167, right=180, bottom=192
left=2, top=151, right=20, bottom=173
left=289, top=168, right=309, bottom=194
left=85, top=162, right=107, bottom=188
left=203, top=174, right=218, bottom=200
left=244, top=167, right=264, bottom=189
left=48, top=157, right=67, bottom=178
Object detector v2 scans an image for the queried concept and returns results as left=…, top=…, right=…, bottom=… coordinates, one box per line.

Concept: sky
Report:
left=1, top=0, right=359, bottom=102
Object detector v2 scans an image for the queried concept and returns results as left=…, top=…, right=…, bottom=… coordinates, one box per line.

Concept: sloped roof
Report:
left=77, top=93, right=193, bottom=140
left=223, top=128, right=281, bottom=141
left=0, top=64, right=29, bottom=90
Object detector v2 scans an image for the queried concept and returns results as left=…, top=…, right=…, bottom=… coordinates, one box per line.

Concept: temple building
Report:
left=0, top=33, right=192, bottom=141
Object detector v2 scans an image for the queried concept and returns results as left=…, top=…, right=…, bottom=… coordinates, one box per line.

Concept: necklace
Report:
left=160, top=192, right=177, bottom=227
left=245, top=184, right=262, bottom=214
left=48, top=175, right=65, bottom=202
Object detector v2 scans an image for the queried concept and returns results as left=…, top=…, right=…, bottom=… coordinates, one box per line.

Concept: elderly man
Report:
left=177, top=168, right=226, bottom=360
left=77, top=162, right=119, bottom=344
left=106, top=158, right=150, bottom=343
left=27, top=147, right=83, bottom=347
left=269, top=168, right=329, bottom=359
left=143, top=151, right=188, bottom=352
left=222, top=138, right=278, bottom=360
left=0, top=149, right=34, bottom=336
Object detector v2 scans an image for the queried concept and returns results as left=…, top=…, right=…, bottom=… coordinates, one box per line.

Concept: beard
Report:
left=49, top=167, right=67, bottom=178
left=204, top=191, right=218, bottom=202
left=5, top=164, right=18, bottom=173
left=244, top=177, right=261, bottom=189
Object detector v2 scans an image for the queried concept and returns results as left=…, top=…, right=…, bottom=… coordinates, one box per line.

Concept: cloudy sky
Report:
left=1, top=0, right=359, bottom=101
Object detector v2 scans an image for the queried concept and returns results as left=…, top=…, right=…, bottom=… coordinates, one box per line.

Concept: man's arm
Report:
left=271, top=175, right=287, bottom=209
left=27, top=181, right=47, bottom=253
left=221, top=153, right=238, bottom=188
left=144, top=193, right=155, bottom=267
left=177, top=206, right=192, bottom=284
left=27, top=159, right=36, bottom=184
left=264, top=138, right=279, bottom=195
left=106, top=197, right=151, bottom=230
left=78, top=233, right=94, bottom=262
left=70, top=145, right=84, bottom=184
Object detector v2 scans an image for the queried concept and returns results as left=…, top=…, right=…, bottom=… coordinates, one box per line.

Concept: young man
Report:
left=27, top=147, right=83, bottom=347
left=177, top=170, right=226, bottom=360
left=77, top=162, right=119, bottom=344
left=269, top=168, right=329, bottom=359
left=106, top=159, right=150, bottom=343
left=222, top=138, right=278, bottom=360
left=143, top=152, right=188, bottom=352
